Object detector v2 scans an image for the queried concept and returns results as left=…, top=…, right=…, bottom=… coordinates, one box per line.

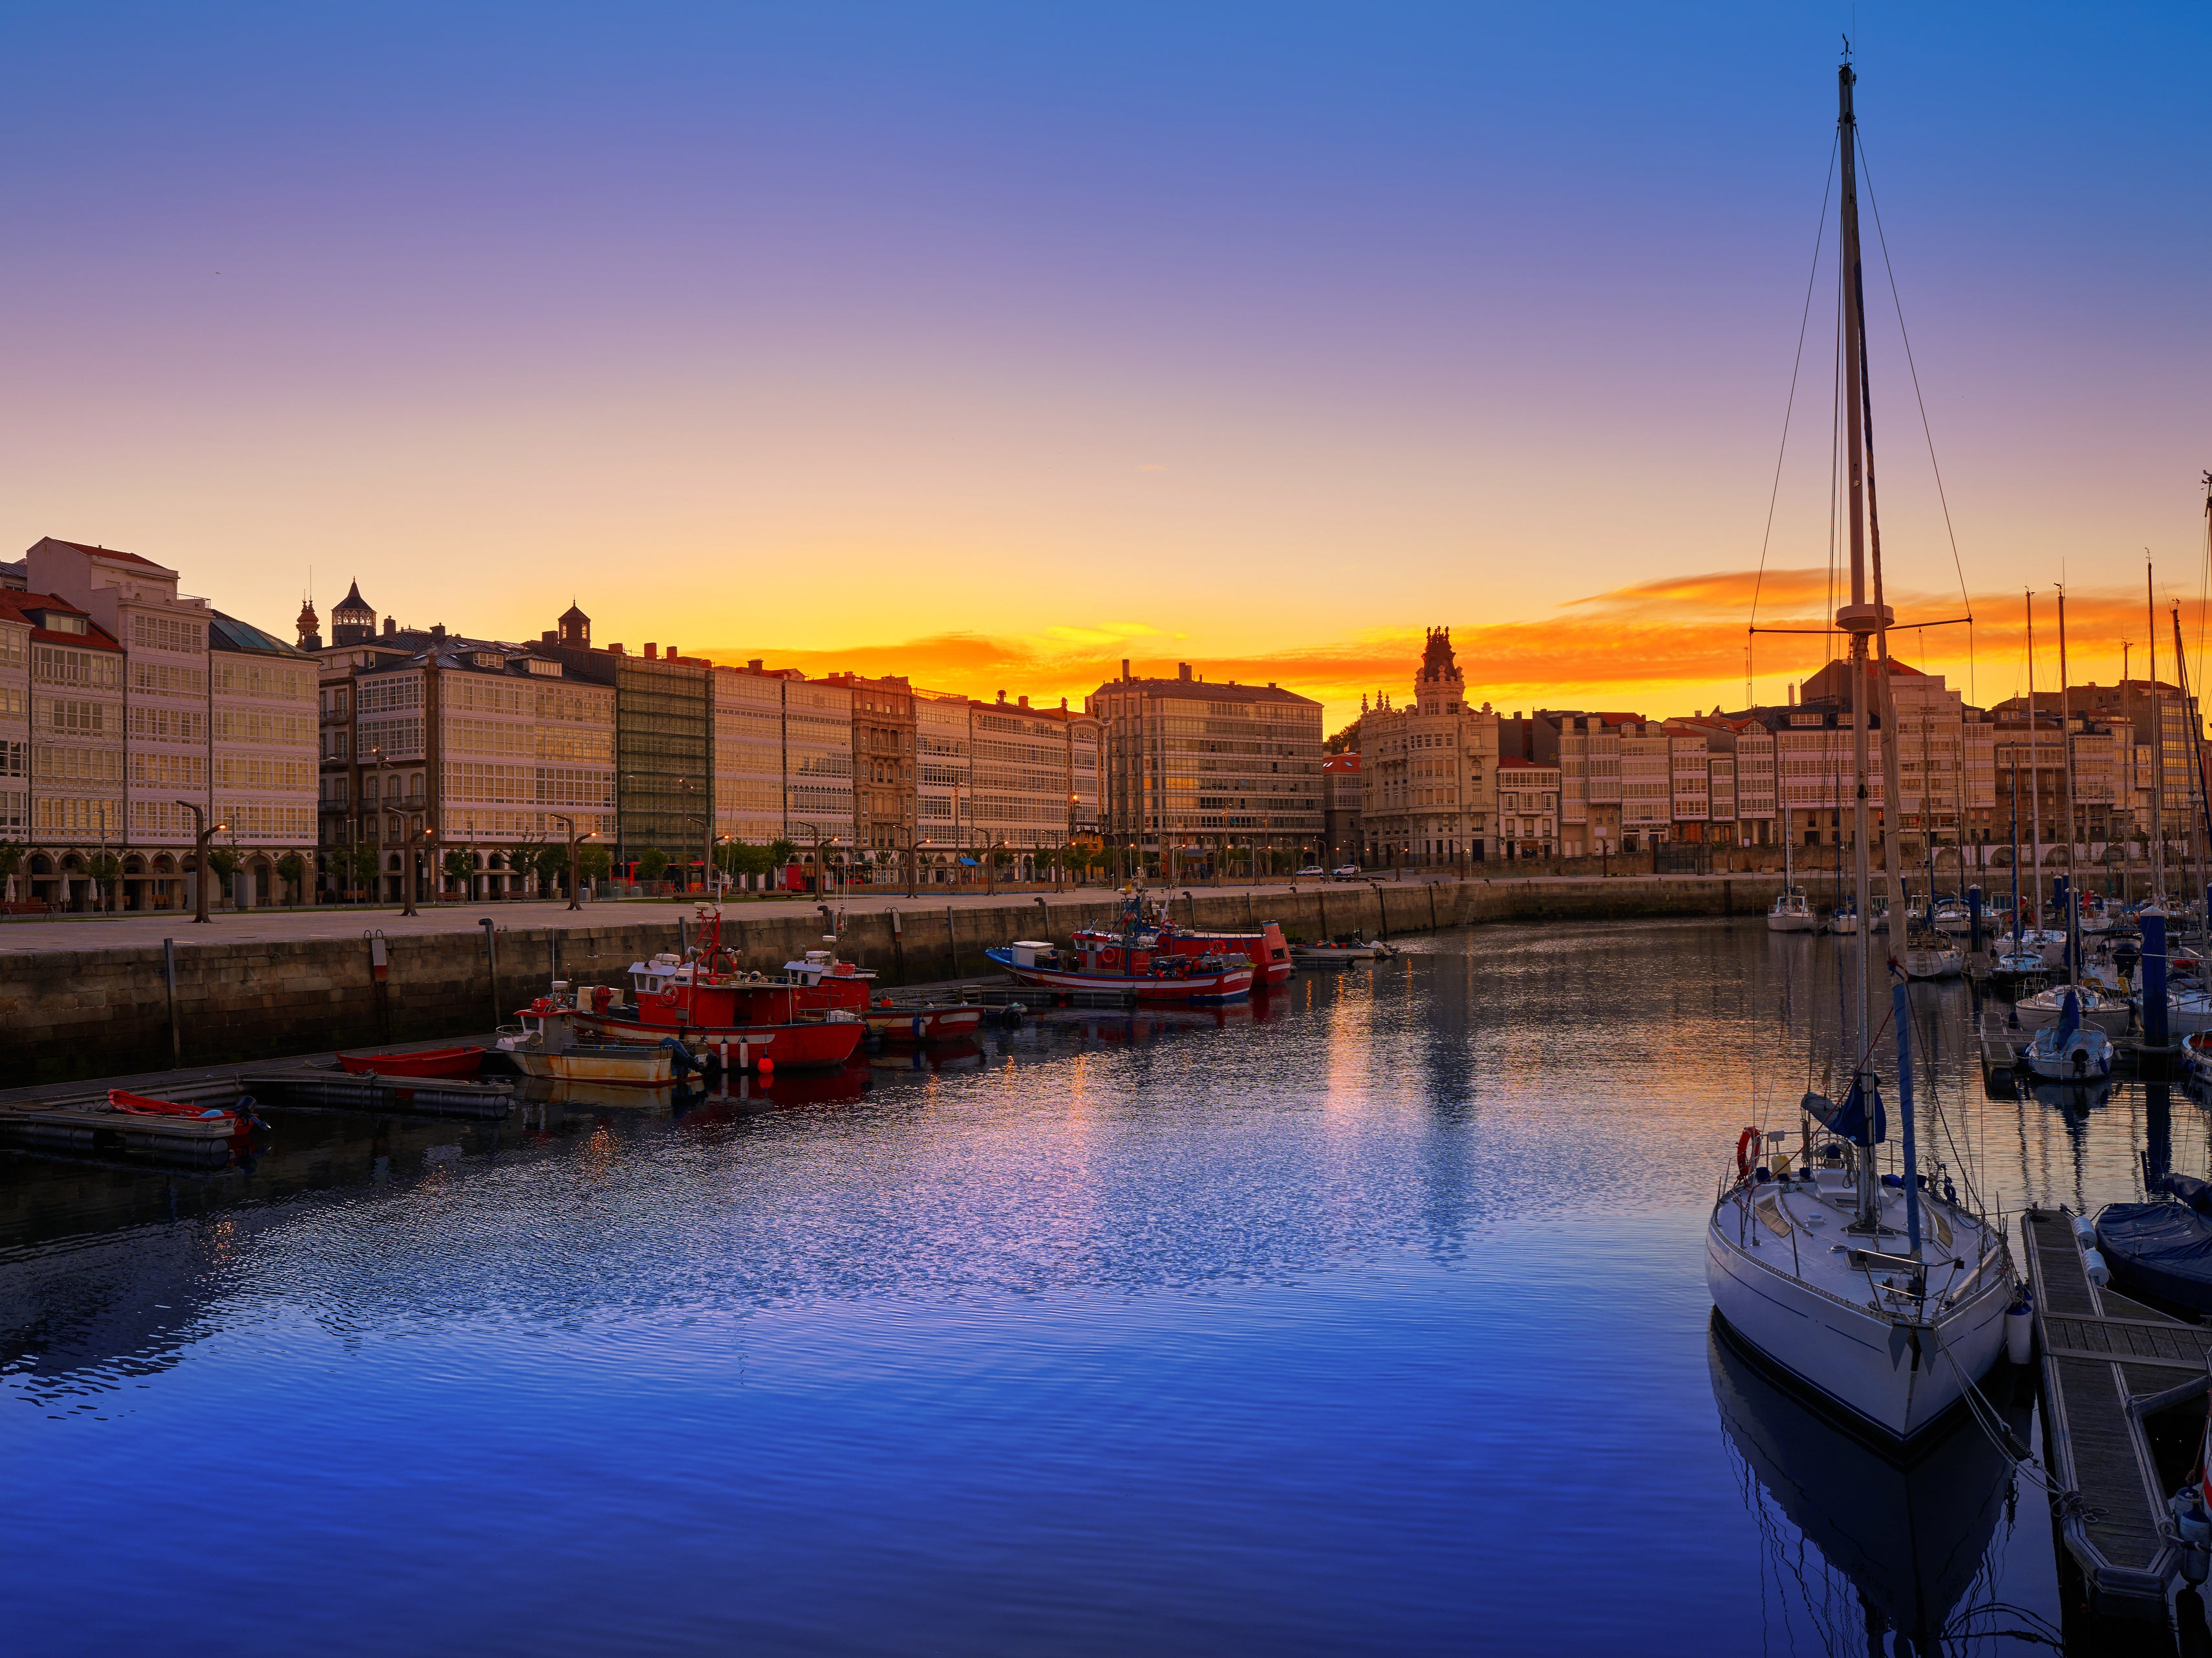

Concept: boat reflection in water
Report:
left=870, top=1039, right=987, bottom=1074
left=515, top=1076, right=677, bottom=1113
left=1709, top=1314, right=2037, bottom=1656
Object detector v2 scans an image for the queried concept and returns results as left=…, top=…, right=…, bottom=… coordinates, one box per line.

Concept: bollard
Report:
left=163, top=938, right=180, bottom=1066
left=479, top=918, right=499, bottom=1031
left=2145, top=907, right=2171, bottom=1050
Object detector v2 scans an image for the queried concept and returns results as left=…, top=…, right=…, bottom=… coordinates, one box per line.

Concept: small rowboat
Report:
left=106, top=1088, right=265, bottom=1133
left=1292, top=940, right=1387, bottom=964
left=861, top=1000, right=987, bottom=1043
left=336, top=1046, right=485, bottom=1079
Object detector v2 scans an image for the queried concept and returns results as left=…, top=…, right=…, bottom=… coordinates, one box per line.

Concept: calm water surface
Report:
left=3, top=918, right=2191, bottom=1653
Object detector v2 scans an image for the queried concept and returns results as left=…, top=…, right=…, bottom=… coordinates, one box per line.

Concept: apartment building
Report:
left=1321, top=753, right=1362, bottom=866
left=1095, top=660, right=1324, bottom=869
left=914, top=689, right=972, bottom=870
left=711, top=662, right=791, bottom=848
left=1493, top=757, right=1560, bottom=857
left=0, top=538, right=316, bottom=912
left=819, top=672, right=917, bottom=863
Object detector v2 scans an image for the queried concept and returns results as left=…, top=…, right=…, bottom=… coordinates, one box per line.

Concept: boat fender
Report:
left=913, top=1014, right=927, bottom=1042
left=2004, top=1300, right=2033, bottom=1366
left=2070, top=1214, right=2098, bottom=1247
left=2081, top=1247, right=2110, bottom=1287
left=2173, top=1491, right=2212, bottom=1551
left=757, top=1057, right=774, bottom=1078
left=1734, top=1126, right=1759, bottom=1179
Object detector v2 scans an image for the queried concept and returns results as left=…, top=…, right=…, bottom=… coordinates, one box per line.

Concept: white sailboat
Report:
left=1769, top=830, right=1818, bottom=931
left=1708, top=56, right=2013, bottom=1441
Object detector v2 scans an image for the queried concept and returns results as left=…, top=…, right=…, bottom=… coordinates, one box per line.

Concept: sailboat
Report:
left=1708, top=56, right=2014, bottom=1441
left=1769, top=828, right=1818, bottom=931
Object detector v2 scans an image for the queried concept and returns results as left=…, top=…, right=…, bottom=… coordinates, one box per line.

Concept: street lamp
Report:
left=175, top=800, right=228, bottom=924
left=552, top=812, right=598, bottom=911
left=400, top=819, right=436, bottom=918
left=676, top=777, right=710, bottom=897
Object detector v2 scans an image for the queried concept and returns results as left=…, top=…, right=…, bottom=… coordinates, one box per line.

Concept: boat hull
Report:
left=861, top=1004, right=986, bottom=1043
left=336, top=1046, right=484, bottom=1079
left=574, top=1009, right=864, bottom=1070
left=985, top=949, right=1253, bottom=1003
left=1767, top=913, right=1818, bottom=933
left=509, top=1046, right=674, bottom=1086
left=1706, top=1213, right=2010, bottom=1441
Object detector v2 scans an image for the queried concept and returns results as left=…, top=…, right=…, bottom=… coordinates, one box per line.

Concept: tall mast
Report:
left=2151, top=563, right=2165, bottom=901
left=2059, top=592, right=2079, bottom=974
left=2026, top=595, right=2041, bottom=921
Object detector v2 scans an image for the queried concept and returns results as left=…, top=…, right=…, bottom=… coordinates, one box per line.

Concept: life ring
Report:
left=1102, top=948, right=1121, bottom=966
left=659, top=984, right=683, bottom=1008
left=1735, top=1126, right=1761, bottom=1180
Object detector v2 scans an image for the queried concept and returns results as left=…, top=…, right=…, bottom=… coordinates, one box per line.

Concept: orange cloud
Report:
left=702, top=572, right=2212, bottom=735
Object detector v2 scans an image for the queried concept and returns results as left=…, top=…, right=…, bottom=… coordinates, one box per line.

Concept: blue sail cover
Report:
left=1805, top=1080, right=1885, bottom=1145
left=2096, top=1202, right=2212, bottom=1314
left=2053, top=989, right=2081, bottom=1049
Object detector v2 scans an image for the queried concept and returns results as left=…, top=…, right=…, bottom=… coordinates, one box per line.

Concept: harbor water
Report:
left=1, top=918, right=2185, bottom=1653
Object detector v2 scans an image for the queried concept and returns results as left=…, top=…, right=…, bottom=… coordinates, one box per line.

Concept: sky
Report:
left=0, top=2, right=2204, bottom=732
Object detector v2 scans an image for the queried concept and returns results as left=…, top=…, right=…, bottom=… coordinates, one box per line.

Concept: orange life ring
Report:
left=659, top=984, right=683, bottom=1007
left=1102, top=948, right=1121, bottom=966
left=1735, top=1126, right=1761, bottom=1180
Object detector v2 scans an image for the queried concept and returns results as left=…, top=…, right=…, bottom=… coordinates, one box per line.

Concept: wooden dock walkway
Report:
left=2021, top=1206, right=2212, bottom=1618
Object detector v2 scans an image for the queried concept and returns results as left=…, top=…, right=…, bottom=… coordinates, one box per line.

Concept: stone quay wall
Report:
left=0, top=875, right=1785, bottom=1084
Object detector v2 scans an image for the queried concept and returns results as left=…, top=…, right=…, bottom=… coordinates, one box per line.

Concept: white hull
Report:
left=1768, top=912, right=1819, bottom=934
left=2013, top=991, right=2130, bottom=1037
left=1901, top=947, right=1962, bottom=980
left=1706, top=1212, right=2010, bottom=1440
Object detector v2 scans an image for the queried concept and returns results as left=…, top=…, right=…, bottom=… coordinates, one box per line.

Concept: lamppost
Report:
left=368, top=744, right=396, bottom=902
left=552, top=813, right=598, bottom=911
left=175, top=800, right=227, bottom=924
left=400, top=819, right=435, bottom=918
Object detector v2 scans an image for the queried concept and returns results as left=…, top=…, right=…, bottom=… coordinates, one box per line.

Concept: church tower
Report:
left=1413, top=626, right=1464, bottom=715
left=295, top=592, right=322, bottom=651
left=557, top=601, right=590, bottom=649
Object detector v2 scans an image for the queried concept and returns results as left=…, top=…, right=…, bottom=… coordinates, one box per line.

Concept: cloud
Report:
left=699, top=569, right=2212, bottom=731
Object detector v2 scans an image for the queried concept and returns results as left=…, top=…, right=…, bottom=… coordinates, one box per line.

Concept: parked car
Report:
left=1332, top=865, right=1361, bottom=879
left=1294, top=865, right=1326, bottom=878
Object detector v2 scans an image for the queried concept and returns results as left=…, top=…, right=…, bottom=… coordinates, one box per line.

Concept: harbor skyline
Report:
left=0, top=5, right=2202, bottom=734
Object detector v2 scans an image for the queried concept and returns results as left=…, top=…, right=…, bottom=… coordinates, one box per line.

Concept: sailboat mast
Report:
left=2151, top=563, right=2165, bottom=901
left=2172, top=607, right=2212, bottom=929
left=2026, top=596, right=2041, bottom=921
left=2060, top=592, right=2080, bottom=974
left=1836, top=60, right=1876, bottom=1075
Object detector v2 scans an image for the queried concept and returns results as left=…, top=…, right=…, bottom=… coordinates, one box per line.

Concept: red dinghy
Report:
left=335, top=1046, right=485, bottom=1079
left=106, top=1089, right=255, bottom=1136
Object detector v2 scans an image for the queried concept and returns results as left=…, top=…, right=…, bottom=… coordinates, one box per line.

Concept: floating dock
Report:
left=0, top=1077, right=242, bottom=1167
left=2021, top=1205, right=2212, bottom=1618
left=243, top=1070, right=515, bottom=1119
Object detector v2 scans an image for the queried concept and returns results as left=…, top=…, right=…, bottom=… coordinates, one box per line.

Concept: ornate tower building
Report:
left=295, top=594, right=321, bottom=652
left=330, top=580, right=376, bottom=646
left=1355, top=625, right=1500, bottom=868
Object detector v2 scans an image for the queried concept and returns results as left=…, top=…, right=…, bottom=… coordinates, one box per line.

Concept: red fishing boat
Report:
left=1147, top=920, right=1291, bottom=984
left=335, top=1046, right=485, bottom=1079
left=567, top=909, right=864, bottom=1071
left=985, top=892, right=1255, bottom=1003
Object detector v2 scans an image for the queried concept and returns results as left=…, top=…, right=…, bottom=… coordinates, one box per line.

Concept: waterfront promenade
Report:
left=0, top=870, right=1768, bottom=954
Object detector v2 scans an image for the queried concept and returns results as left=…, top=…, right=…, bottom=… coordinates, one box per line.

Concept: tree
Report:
left=275, top=850, right=306, bottom=906
left=338, top=842, right=380, bottom=902
left=204, top=848, right=242, bottom=909
left=637, top=847, right=671, bottom=887
left=441, top=848, right=474, bottom=898
left=86, top=851, right=122, bottom=912
left=535, top=843, right=570, bottom=899
left=510, top=836, right=550, bottom=898
left=576, top=845, right=611, bottom=886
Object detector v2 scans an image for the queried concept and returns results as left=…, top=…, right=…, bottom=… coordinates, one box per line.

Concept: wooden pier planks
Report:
left=2021, top=1207, right=2212, bottom=1618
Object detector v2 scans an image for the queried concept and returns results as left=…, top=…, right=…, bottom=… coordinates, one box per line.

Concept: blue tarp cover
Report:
left=2096, top=1201, right=2212, bottom=1302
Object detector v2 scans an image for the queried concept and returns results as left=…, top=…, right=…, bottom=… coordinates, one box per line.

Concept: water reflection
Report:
left=1710, top=1316, right=2041, bottom=1655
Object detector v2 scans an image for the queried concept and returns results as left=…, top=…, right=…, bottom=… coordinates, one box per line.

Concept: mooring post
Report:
left=946, top=904, right=960, bottom=976
left=163, top=937, right=180, bottom=1066
left=890, top=907, right=906, bottom=985
left=480, top=917, right=499, bottom=1032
